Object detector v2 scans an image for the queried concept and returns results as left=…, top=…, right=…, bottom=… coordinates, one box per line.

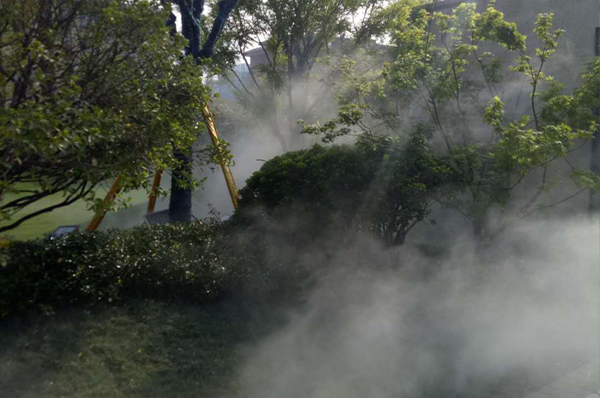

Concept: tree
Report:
left=0, top=0, right=210, bottom=233
left=166, top=0, right=239, bottom=223
left=303, top=1, right=600, bottom=241
left=213, top=0, right=373, bottom=151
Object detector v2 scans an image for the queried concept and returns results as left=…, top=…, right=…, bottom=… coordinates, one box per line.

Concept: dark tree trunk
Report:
left=168, top=0, right=238, bottom=222
left=590, top=27, right=600, bottom=215
left=285, top=39, right=296, bottom=139
left=472, top=216, right=487, bottom=241
left=590, top=130, right=600, bottom=214
left=169, top=150, right=193, bottom=222
left=271, top=119, right=289, bottom=152
left=471, top=189, right=489, bottom=242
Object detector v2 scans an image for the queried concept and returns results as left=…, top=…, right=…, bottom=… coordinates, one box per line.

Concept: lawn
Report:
left=0, top=299, right=245, bottom=398
left=0, top=183, right=151, bottom=241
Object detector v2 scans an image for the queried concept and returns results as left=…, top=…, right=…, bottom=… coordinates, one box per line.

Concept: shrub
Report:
left=0, top=222, right=227, bottom=318
left=238, top=143, right=375, bottom=242
left=238, top=135, right=448, bottom=246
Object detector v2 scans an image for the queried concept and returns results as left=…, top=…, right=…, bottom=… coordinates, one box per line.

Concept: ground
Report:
left=0, top=300, right=246, bottom=398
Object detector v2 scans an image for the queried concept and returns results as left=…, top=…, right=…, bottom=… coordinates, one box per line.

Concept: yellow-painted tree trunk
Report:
left=147, top=170, right=163, bottom=214
left=202, top=104, right=239, bottom=209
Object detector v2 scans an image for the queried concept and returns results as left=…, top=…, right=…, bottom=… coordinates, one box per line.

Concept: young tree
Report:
left=303, top=2, right=600, bottom=241
left=214, top=0, right=373, bottom=151
left=0, top=0, right=210, bottom=233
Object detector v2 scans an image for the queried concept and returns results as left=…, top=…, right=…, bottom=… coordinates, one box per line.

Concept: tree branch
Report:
left=0, top=181, right=93, bottom=233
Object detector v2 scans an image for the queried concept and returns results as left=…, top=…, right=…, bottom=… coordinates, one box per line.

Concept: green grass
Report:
left=0, top=184, right=150, bottom=241
left=0, top=300, right=245, bottom=398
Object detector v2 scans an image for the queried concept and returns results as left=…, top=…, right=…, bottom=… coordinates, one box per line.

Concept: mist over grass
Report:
left=233, top=216, right=600, bottom=398
left=0, top=300, right=247, bottom=398
left=0, top=210, right=598, bottom=398
left=3, top=27, right=600, bottom=398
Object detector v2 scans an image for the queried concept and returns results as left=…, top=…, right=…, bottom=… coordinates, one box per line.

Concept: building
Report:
left=208, top=63, right=252, bottom=101
left=428, top=0, right=599, bottom=91
left=243, top=45, right=270, bottom=67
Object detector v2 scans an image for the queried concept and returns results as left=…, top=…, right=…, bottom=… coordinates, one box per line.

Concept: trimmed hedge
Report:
left=0, top=222, right=229, bottom=318
left=238, top=136, right=448, bottom=246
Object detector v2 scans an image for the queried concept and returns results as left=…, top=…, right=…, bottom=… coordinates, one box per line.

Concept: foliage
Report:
left=0, top=222, right=228, bottom=318
left=226, top=0, right=366, bottom=79
left=213, top=0, right=375, bottom=150
left=166, top=0, right=239, bottom=223
left=238, top=142, right=377, bottom=234
left=303, top=1, right=600, bottom=240
left=238, top=134, right=448, bottom=245
left=0, top=215, right=312, bottom=319
left=0, top=0, right=212, bottom=232
left=364, top=133, right=451, bottom=245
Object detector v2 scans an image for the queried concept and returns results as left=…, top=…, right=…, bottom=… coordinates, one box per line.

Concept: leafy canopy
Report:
left=0, top=0, right=213, bottom=232
left=302, top=1, right=600, bottom=240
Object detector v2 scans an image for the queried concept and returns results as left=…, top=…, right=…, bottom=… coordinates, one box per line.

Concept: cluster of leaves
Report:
left=303, top=1, right=600, bottom=239
left=0, top=213, right=310, bottom=319
left=238, top=141, right=379, bottom=238
left=0, top=222, right=229, bottom=318
left=0, top=0, right=212, bottom=232
left=238, top=133, right=448, bottom=246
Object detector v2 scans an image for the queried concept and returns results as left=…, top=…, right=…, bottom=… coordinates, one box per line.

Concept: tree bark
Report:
left=471, top=189, right=489, bottom=242
left=590, top=130, right=600, bottom=214
left=168, top=0, right=239, bottom=222
left=590, top=25, right=600, bottom=214
left=169, top=150, right=194, bottom=222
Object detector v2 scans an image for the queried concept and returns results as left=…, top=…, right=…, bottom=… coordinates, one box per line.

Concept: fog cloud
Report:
left=232, top=217, right=600, bottom=398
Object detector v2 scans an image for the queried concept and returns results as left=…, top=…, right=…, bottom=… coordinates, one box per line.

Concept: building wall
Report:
left=489, top=0, right=599, bottom=91
left=432, top=0, right=599, bottom=90
left=248, top=51, right=269, bottom=66
left=414, top=0, right=599, bottom=224
left=487, top=0, right=598, bottom=193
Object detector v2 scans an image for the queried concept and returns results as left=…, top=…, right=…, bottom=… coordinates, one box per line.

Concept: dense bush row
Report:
left=0, top=222, right=232, bottom=318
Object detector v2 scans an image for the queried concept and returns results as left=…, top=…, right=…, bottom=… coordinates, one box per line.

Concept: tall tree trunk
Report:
left=168, top=0, right=238, bottom=222
left=168, top=0, right=203, bottom=222
left=271, top=119, right=289, bottom=152
left=590, top=25, right=600, bottom=214
left=590, top=130, right=600, bottom=214
left=471, top=189, right=489, bottom=242
left=286, top=39, right=296, bottom=141
left=169, top=150, right=193, bottom=222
